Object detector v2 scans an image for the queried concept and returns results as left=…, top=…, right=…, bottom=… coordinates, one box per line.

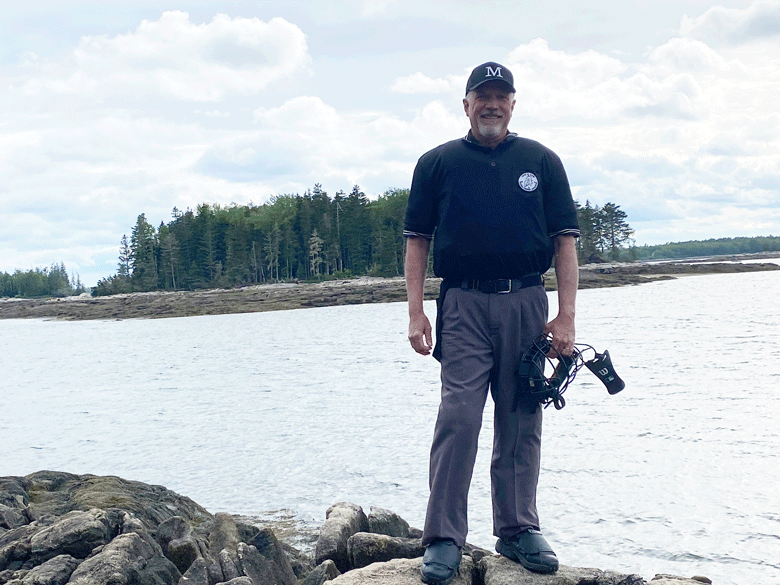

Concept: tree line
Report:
left=6, top=189, right=779, bottom=299
left=1, top=263, right=86, bottom=298
left=631, top=235, right=780, bottom=260
left=93, top=185, right=407, bottom=295
left=92, top=186, right=636, bottom=296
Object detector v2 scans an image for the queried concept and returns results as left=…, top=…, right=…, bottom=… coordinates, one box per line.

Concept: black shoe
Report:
left=496, top=529, right=559, bottom=574
left=420, top=539, right=462, bottom=585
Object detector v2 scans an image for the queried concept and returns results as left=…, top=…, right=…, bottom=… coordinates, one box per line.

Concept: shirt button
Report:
left=491, top=162, right=496, bottom=167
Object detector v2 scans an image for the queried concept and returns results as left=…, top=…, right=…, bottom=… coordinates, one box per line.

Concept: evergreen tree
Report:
left=118, top=234, right=133, bottom=277
left=130, top=213, right=158, bottom=291
left=599, top=202, right=634, bottom=260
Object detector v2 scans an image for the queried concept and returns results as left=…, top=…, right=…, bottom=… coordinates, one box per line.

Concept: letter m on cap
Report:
left=486, top=66, right=503, bottom=78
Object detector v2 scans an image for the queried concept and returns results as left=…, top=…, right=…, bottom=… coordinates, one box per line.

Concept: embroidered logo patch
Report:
left=518, top=172, right=539, bottom=192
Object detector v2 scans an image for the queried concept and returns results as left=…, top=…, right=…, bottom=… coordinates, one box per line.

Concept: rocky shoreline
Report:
left=1, top=258, right=778, bottom=321
left=1, top=472, right=712, bottom=585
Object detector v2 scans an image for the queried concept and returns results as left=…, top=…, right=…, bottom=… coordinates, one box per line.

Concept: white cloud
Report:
left=680, top=0, right=780, bottom=45
left=3, top=1, right=780, bottom=287
left=390, top=72, right=456, bottom=94
left=14, top=11, right=310, bottom=103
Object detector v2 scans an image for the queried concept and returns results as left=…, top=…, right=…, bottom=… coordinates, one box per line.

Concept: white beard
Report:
left=477, top=119, right=503, bottom=140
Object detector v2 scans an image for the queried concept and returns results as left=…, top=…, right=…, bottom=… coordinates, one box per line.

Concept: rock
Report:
left=280, top=541, right=313, bottom=579
left=18, top=554, right=79, bottom=585
left=651, top=576, right=712, bottom=584
left=314, top=502, right=368, bottom=573
left=166, top=536, right=200, bottom=575
left=347, top=532, right=425, bottom=569
left=328, top=555, right=475, bottom=584
left=20, top=472, right=211, bottom=531
left=300, top=559, right=340, bottom=585
left=0, top=508, right=26, bottom=531
left=247, top=527, right=296, bottom=585
left=68, top=531, right=180, bottom=585
left=207, top=561, right=225, bottom=585
left=0, top=472, right=707, bottom=585
left=219, top=578, right=252, bottom=585
left=180, top=557, right=210, bottom=585
left=0, top=479, right=29, bottom=511
left=367, top=507, right=410, bottom=538
left=156, top=516, right=190, bottom=551
left=29, top=510, right=111, bottom=563
left=207, top=514, right=240, bottom=558
left=478, top=555, right=646, bottom=584
left=218, top=549, right=240, bottom=582
left=135, top=556, right=182, bottom=585
left=235, top=543, right=277, bottom=585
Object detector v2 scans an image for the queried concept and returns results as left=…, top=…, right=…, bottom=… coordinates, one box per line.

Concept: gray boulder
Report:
left=235, top=543, right=277, bottom=585
left=166, top=536, right=200, bottom=575
left=19, top=554, right=79, bottom=585
left=156, top=516, right=190, bottom=551
left=314, top=502, right=368, bottom=573
left=478, top=555, right=646, bottom=584
left=20, top=471, right=211, bottom=531
left=29, top=510, right=111, bottom=563
left=218, top=578, right=252, bottom=585
left=207, top=514, right=240, bottom=559
left=367, top=507, right=410, bottom=538
left=300, top=560, right=340, bottom=585
left=179, top=557, right=210, bottom=585
left=247, top=528, right=295, bottom=585
left=650, top=576, right=712, bottom=584
left=328, top=555, right=475, bottom=584
left=68, top=531, right=180, bottom=585
left=0, top=507, right=26, bottom=531
left=218, top=549, right=240, bottom=582
left=347, top=532, right=425, bottom=569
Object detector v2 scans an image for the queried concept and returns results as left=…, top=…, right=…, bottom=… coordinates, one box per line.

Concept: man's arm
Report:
left=545, top=235, right=578, bottom=356
left=405, top=236, right=433, bottom=355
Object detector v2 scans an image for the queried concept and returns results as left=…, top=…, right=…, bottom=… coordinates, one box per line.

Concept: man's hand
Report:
left=408, top=311, right=433, bottom=355
left=544, top=314, right=575, bottom=356
left=405, top=235, right=433, bottom=356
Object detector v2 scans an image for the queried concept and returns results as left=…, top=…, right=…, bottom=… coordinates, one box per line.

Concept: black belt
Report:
left=459, top=274, right=543, bottom=294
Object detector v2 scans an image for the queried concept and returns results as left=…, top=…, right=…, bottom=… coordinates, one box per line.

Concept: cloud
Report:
left=680, top=1, right=780, bottom=45
left=390, top=72, right=456, bottom=94
left=14, top=11, right=310, bottom=103
left=3, top=2, right=780, bottom=287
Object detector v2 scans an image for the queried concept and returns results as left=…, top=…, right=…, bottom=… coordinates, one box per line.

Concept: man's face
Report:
left=463, top=81, right=516, bottom=146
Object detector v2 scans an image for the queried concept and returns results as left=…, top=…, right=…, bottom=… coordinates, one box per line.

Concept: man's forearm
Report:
left=405, top=236, right=430, bottom=314
left=554, top=235, right=578, bottom=319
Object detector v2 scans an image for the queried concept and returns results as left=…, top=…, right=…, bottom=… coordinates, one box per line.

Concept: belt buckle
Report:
left=496, top=279, right=512, bottom=293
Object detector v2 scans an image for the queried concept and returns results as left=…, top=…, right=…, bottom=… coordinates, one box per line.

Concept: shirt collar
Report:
left=463, top=130, right=517, bottom=150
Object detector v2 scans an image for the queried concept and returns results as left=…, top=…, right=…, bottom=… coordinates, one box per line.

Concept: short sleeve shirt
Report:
left=404, top=132, right=579, bottom=280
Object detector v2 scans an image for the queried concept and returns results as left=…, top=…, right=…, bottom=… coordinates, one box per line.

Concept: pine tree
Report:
left=130, top=214, right=158, bottom=291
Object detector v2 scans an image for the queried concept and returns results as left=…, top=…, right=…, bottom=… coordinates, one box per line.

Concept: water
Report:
left=1, top=271, right=779, bottom=585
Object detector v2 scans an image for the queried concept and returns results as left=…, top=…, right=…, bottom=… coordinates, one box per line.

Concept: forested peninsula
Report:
left=2, top=256, right=778, bottom=321
left=3, top=185, right=780, bottom=319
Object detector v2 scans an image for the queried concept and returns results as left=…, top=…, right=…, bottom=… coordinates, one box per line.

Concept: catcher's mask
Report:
left=515, top=334, right=625, bottom=411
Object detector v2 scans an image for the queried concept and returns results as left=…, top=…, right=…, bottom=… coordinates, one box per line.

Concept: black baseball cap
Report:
left=465, top=62, right=515, bottom=95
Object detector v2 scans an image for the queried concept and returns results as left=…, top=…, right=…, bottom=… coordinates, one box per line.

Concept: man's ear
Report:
left=463, top=97, right=470, bottom=116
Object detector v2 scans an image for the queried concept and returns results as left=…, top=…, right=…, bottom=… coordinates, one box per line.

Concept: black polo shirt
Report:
left=404, top=132, right=579, bottom=280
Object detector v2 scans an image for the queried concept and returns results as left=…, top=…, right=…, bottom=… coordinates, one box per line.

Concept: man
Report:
left=404, top=62, right=580, bottom=584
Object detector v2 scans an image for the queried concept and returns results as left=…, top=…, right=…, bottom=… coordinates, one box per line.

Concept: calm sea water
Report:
left=2, top=271, right=779, bottom=585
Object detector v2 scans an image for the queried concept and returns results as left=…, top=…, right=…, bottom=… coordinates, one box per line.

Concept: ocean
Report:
left=2, top=270, right=778, bottom=584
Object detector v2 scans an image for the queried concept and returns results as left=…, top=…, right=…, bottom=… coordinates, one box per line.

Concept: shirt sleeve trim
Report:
left=403, top=230, right=434, bottom=240
left=549, top=228, right=580, bottom=238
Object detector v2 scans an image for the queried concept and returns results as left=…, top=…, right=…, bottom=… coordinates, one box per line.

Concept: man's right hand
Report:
left=408, top=311, right=433, bottom=355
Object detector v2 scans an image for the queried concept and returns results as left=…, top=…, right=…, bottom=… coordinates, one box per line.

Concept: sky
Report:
left=2, top=0, right=779, bottom=286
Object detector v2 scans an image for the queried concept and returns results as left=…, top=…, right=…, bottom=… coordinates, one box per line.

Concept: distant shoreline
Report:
left=2, top=255, right=779, bottom=321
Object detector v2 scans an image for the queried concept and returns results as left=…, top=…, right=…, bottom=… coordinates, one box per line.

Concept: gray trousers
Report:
left=422, top=284, right=548, bottom=547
